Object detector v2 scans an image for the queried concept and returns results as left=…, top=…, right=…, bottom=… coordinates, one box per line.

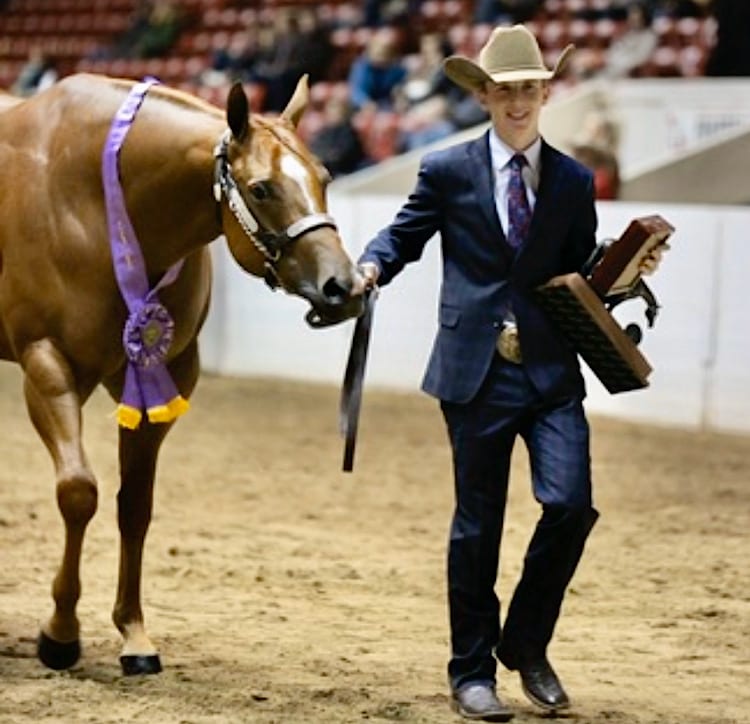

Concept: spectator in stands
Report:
left=12, top=46, right=58, bottom=97
left=704, top=0, right=750, bottom=76
left=295, top=7, right=336, bottom=86
left=395, top=32, right=489, bottom=130
left=473, top=0, right=543, bottom=24
left=347, top=30, right=408, bottom=111
left=572, top=143, right=621, bottom=199
left=204, top=28, right=262, bottom=86
left=573, top=1, right=658, bottom=79
left=571, top=109, right=622, bottom=199
left=308, top=97, right=369, bottom=177
left=657, top=0, right=707, bottom=16
left=135, top=0, right=182, bottom=58
left=108, top=0, right=182, bottom=60
left=397, top=32, right=455, bottom=109
left=252, top=10, right=309, bottom=112
left=363, top=0, right=421, bottom=28
left=604, top=2, right=658, bottom=77
left=397, top=94, right=458, bottom=152
left=391, top=32, right=464, bottom=149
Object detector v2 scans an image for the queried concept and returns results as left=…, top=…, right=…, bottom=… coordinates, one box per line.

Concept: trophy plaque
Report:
left=534, top=215, right=674, bottom=394
left=588, top=215, right=674, bottom=297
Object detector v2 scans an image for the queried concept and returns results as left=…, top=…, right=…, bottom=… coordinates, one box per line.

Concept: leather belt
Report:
left=497, top=323, right=523, bottom=364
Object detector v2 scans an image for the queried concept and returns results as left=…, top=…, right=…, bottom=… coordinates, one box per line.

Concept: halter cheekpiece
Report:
left=212, top=129, right=338, bottom=288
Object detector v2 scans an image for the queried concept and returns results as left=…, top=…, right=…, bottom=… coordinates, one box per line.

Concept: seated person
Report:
left=348, top=30, right=407, bottom=111
left=308, top=97, right=369, bottom=177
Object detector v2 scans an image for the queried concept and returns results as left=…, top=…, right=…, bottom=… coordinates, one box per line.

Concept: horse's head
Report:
left=214, top=76, right=366, bottom=327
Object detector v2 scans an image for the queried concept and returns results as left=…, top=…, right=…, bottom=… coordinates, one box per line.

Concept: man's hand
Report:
left=639, top=243, right=670, bottom=276
left=359, top=262, right=380, bottom=289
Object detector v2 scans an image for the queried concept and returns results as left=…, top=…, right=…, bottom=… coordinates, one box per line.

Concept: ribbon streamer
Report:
left=102, top=78, right=189, bottom=429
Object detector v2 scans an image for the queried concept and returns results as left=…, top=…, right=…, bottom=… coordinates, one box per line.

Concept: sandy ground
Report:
left=0, top=361, right=748, bottom=724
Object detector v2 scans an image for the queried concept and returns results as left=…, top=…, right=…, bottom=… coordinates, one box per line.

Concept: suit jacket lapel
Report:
left=467, top=132, right=514, bottom=264
left=520, top=141, right=563, bottom=257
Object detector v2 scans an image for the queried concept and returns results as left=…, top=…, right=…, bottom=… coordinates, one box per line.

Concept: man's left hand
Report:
left=639, top=243, right=670, bottom=276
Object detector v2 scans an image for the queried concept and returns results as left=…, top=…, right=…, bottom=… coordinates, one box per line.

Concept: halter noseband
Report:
left=212, top=130, right=337, bottom=289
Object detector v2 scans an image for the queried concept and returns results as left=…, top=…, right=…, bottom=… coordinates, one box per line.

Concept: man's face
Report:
left=477, top=80, right=550, bottom=151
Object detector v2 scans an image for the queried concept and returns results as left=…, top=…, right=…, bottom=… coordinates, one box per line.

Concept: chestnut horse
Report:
left=0, top=73, right=365, bottom=674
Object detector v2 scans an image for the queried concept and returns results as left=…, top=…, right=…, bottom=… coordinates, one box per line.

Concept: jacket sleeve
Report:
left=565, top=170, right=598, bottom=274
left=358, top=153, right=444, bottom=286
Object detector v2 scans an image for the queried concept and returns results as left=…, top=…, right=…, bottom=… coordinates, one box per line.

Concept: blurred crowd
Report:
left=6, top=0, right=750, bottom=186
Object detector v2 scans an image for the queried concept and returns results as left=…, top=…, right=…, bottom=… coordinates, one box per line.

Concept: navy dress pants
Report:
left=440, top=354, right=599, bottom=691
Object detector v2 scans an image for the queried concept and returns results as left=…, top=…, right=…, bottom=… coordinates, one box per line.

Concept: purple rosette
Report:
left=123, top=302, right=175, bottom=368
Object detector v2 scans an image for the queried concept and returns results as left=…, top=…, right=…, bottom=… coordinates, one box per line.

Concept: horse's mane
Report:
left=254, top=114, right=311, bottom=159
left=104, top=77, right=315, bottom=166
left=108, top=75, right=223, bottom=119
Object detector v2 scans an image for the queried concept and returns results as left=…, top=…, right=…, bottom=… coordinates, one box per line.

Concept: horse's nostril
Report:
left=322, top=276, right=350, bottom=303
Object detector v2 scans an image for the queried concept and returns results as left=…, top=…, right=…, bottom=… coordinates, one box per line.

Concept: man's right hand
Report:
left=359, top=262, right=380, bottom=289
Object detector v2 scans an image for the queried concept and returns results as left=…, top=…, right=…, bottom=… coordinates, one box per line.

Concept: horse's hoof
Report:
left=37, top=631, right=81, bottom=670
left=120, top=654, right=162, bottom=675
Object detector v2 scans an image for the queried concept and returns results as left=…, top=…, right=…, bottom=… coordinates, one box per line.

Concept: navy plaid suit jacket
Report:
left=359, top=131, right=598, bottom=403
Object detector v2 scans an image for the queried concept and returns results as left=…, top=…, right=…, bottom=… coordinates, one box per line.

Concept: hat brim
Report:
left=443, top=44, right=575, bottom=93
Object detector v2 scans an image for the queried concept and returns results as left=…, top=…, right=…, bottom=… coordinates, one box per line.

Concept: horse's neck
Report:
left=117, top=107, right=225, bottom=273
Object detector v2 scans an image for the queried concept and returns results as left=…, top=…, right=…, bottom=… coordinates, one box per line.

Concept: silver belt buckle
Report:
left=497, top=322, right=522, bottom=364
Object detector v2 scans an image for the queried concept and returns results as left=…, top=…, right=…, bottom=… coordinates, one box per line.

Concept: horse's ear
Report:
left=280, top=74, right=309, bottom=128
left=227, top=82, right=249, bottom=142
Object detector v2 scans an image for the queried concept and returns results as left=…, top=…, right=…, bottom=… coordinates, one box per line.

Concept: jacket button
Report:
left=493, top=321, right=500, bottom=329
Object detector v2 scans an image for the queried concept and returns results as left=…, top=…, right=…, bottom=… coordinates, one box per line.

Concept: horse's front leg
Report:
left=109, top=340, right=200, bottom=675
left=21, top=339, right=97, bottom=671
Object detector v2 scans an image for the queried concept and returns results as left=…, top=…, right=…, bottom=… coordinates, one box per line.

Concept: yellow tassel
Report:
left=147, top=395, right=190, bottom=424
left=168, top=395, right=191, bottom=418
left=117, top=404, right=143, bottom=430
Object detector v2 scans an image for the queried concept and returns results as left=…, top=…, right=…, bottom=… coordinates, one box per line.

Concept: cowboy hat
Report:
left=443, top=24, right=574, bottom=92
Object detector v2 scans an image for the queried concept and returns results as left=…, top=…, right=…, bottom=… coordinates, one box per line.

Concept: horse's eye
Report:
left=250, top=182, right=270, bottom=201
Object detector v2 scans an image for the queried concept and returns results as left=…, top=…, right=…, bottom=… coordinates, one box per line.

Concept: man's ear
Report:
left=541, top=81, right=551, bottom=104
left=474, top=84, right=490, bottom=110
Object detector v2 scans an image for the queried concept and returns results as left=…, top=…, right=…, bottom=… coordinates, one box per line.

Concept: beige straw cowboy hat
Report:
left=443, top=24, right=575, bottom=92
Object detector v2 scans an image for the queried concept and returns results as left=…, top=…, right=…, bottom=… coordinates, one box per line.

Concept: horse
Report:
left=0, top=72, right=366, bottom=675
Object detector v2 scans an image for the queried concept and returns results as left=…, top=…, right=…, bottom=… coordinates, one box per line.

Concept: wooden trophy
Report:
left=534, top=215, right=674, bottom=394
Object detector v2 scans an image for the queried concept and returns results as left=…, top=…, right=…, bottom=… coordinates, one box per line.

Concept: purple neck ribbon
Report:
left=102, top=77, right=189, bottom=430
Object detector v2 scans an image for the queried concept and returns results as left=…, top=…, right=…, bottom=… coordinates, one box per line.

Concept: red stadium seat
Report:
left=541, top=0, right=565, bottom=21
left=567, top=19, right=592, bottom=48
left=539, top=20, right=569, bottom=51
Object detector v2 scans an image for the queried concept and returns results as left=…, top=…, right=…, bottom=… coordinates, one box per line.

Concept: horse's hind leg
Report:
left=109, top=340, right=200, bottom=675
left=21, top=340, right=97, bottom=670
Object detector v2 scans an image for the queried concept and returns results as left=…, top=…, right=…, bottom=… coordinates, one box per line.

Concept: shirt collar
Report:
left=489, top=131, right=542, bottom=178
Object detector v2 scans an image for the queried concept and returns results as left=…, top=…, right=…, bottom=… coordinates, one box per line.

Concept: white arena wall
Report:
left=200, top=199, right=750, bottom=436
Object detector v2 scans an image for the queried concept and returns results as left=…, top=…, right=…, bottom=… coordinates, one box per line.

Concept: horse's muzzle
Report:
left=301, top=266, right=367, bottom=328
left=305, top=295, right=366, bottom=328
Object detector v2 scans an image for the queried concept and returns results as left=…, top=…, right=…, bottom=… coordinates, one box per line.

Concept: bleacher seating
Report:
left=0, top=0, right=719, bottom=164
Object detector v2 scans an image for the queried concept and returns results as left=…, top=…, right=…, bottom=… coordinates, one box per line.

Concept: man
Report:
left=358, top=24, right=663, bottom=722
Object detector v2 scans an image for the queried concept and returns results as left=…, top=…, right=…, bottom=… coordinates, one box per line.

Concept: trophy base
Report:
left=535, top=273, right=652, bottom=394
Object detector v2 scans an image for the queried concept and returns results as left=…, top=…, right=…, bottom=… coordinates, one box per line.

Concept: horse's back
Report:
left=0, top=74, right=215, bottom=370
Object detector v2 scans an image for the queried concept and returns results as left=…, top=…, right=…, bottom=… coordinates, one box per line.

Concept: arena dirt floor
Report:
left=0, top=362, right=748, bottom=724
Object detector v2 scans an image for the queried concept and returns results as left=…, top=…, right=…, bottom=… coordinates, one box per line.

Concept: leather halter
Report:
left=212, top=129, right=337, bottom=289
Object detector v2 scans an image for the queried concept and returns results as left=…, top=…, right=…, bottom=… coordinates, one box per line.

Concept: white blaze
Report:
left=280, top=152, right=320, bottom=213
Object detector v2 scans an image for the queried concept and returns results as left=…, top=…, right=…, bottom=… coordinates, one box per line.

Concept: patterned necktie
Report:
left=507, top=153, right=531, bottom=249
